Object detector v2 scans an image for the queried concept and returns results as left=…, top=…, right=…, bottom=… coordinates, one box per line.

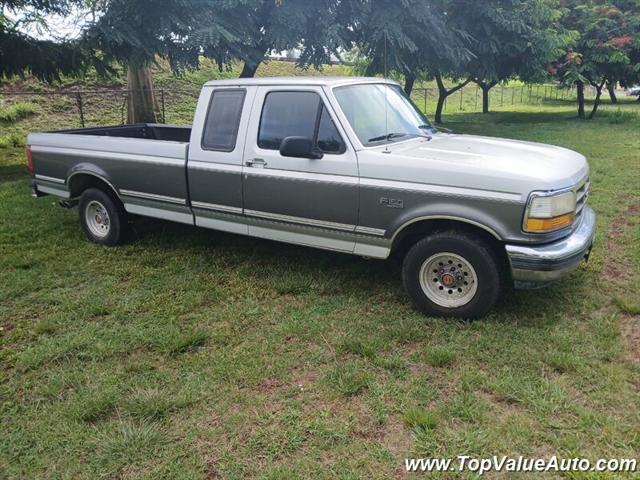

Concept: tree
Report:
left=554, top=0, right=640, bottom=119
left=344, top=0, right=469, bottom=93
left=343, top=0, right=472, bottom=124
left=196, top=0, right=347, bottom=78
left=0, top=0, right=88, bottom=81
left=82, top=0, right=214, bottom=122
left=445, top=0, right=569, bottom=114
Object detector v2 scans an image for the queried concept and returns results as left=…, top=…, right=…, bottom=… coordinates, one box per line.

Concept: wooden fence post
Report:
left=75, top=92, right=85, bottom=127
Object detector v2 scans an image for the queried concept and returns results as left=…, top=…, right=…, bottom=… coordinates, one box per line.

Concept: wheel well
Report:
left=391, top=219, right=510, bottom=271
left=68, top=173, right=120, bottom=202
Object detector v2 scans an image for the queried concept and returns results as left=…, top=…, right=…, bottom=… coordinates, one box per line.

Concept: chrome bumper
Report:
left=506, top=207, right=596, bottom=288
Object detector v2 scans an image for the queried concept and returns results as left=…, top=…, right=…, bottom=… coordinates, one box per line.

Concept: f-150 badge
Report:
left=379, top=197, right=404, bottom=209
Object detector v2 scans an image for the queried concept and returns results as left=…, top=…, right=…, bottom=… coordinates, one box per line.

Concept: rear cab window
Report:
left=257, top=91, right=346, bottom=154
left=201, top=89, right=246, bottom=151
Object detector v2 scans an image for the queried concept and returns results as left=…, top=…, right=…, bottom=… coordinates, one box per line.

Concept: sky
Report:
left=7, top=8, right=88, bottom=41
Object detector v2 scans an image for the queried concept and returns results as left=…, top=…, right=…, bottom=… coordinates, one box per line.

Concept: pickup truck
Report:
left=27, top=77, right=595, bottom=319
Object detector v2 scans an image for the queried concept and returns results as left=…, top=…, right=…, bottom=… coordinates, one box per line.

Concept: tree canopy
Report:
left=0, top=0, right=88, bottom=81
left=4, top=0, right=639, bottom=123
left=553, top=0, right=640, bottom=118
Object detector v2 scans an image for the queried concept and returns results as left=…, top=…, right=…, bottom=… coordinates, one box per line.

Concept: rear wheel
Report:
left=79, top=188, right=128, bottom=246
left=402, top=231, right=503, bottom=319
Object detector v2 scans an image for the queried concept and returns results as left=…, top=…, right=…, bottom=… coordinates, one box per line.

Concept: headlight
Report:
left=524, top=190, right=576, bottom=233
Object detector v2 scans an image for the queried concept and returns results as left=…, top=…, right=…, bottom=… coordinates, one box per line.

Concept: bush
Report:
left=0, top=101, right=38, bottom=123
left=0, top=133, right=25, bottom=149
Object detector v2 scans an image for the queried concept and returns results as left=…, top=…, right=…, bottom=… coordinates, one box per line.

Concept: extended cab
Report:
left=27, top=77, right=595, bottom=318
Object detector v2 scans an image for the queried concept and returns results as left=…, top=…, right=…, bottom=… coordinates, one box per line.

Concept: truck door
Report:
left=242, top=86, right=359, bottom=253
left=187, top=86, right=256, bottom=234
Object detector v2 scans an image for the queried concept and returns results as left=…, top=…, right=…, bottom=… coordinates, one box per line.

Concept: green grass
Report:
left=0, top=101, right=38, bottom=123
left=1, top=61, right=639, bottom=479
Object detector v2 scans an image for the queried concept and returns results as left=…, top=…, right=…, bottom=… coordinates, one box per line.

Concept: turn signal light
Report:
left=526, top=213, right=574, bottom=232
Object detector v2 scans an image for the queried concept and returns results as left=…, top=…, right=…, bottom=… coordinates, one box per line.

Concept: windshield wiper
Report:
left=367, top=132, right=408, bottom=143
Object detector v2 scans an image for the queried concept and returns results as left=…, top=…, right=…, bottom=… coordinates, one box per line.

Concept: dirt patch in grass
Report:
left=380, top=420, right=414, bottom=479
left=604, top=200, right=640, bottom=282
left=477, top=389, right=521, bottom=416
left=256, top=378, right=286, bottom=393
left=620, top=314, right=640, bottom=364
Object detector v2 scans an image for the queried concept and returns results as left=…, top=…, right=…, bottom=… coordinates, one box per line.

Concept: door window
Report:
left=258, top=91, right=345, bottom=154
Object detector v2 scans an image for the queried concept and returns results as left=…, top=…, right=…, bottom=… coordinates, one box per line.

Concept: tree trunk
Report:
left=434, top=91, right=446, bottom=124
left=434, top=73, right=447, bottom=124
left=239, top=60, right=260, bottom=78
left=434, top=73, right=470, bottom=124
left=482, top=86, right=489, bottom=113
left=473, top=80, right=496, bottom=113
left=404, top=72, right=416, bottom=96
left=588, top=81, right=605, bottom=119
left=606, top=81, right=617, bottom=104
left=576, top=81, right=585, bottom=119
left=127, top=64, right=159, bottom=124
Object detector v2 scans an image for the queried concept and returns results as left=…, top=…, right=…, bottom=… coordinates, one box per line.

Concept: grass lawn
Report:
left=1, top=64, right=639, bottom=478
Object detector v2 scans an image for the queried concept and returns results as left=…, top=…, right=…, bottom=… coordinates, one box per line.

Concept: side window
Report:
left=317, top=105, right=346, bottom=154
left=258, top=91, right=346, bottom=154
left=258, top=91, right=319, bottom=150
left=202, top=89, right=245, bottom=151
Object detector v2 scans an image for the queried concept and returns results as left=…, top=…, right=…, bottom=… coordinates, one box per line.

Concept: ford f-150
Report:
left=27, top=77, right=595, bottom=318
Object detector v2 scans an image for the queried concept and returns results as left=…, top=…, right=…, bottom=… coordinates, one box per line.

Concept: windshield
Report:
left=333, top=83, right=436, bottom=147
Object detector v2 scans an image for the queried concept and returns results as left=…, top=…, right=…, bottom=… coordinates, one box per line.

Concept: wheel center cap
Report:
left=441, top=273, right=456, bottom=287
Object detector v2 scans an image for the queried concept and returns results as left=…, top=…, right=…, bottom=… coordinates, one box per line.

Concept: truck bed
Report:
left=52, top=123, right=191, bottom=142
left=28, top=123, right=192, bottom=223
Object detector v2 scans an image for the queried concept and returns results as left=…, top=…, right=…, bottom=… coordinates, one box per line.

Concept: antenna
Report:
left=383, top=30, right=390, bottom=153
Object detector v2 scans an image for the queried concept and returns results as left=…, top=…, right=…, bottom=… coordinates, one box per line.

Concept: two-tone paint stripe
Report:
left=34, top=174, right=65, bottom=184
left=190, top=200, right=242, bottom=214
left=190, top=203, right=386, bottom=237
left=119, top=189, right=186, bottom=205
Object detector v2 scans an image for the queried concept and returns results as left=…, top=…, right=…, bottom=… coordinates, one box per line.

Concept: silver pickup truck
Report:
left=27, top=77, right=595, bottom=318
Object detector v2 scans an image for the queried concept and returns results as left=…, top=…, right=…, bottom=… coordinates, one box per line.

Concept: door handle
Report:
left=246, top=158, right=267, bottom=168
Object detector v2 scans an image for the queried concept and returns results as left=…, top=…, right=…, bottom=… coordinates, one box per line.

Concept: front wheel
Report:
left=402, top=231, right=504, bottom=319
left=79, top=188, right=129, bottom=246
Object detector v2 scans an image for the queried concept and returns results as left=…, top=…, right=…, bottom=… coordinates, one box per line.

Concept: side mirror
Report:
left=280, top=136, right=323, bottom=159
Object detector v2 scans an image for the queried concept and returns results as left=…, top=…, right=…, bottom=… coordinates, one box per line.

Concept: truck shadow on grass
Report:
left=0, top=164, right=27, bottom=184
left=127, top=216, right=585, bottom=322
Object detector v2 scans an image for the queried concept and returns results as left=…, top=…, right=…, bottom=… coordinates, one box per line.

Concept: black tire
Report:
left=402, top=231, right=504, bottom=319
left=78, top=187, right=129, bottom=246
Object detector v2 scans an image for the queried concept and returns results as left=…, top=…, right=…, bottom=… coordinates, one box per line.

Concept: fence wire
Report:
left=0, top=83, right=623, bottom=128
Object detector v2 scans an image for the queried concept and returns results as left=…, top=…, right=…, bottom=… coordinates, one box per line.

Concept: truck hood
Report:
left=371, top=133, right=589, bottom=200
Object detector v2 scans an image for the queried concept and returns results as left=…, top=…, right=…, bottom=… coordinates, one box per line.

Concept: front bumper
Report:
left=506, top=207, right=596, bottom=288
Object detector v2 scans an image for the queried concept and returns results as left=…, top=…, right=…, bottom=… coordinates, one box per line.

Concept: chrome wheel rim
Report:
left=85, top=200, right=110, bottom=238
left=419, top=252, right=478, bottom=308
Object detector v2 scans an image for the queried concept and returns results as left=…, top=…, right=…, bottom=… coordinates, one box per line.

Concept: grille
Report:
left=574, top=176, right=590, bottom=221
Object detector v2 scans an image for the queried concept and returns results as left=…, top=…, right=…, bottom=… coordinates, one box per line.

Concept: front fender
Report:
left=386, top=197, right=526, bottom=243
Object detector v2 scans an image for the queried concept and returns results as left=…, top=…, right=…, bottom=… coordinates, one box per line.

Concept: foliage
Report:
left=553, top=0, right=640, bottom=118
left=0, top=0, right=89, bottom=81
left=448, top=0, right=572, bottom=113
left=343, top=0, right=471, bottom=92
left=460, top=0, right=571, bottom=84
left=194, top=0, right=348, bottom=77
left=0, top=101, right=38, bottom=122
left=81, top=0, right=204, bottom=69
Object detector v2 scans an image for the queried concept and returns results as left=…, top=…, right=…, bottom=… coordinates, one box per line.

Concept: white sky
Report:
left=7, top=9, right=88, bottom=41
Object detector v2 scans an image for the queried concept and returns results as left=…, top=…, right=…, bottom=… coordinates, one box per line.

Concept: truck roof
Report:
left=203, top=76, right=398, bottom=88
